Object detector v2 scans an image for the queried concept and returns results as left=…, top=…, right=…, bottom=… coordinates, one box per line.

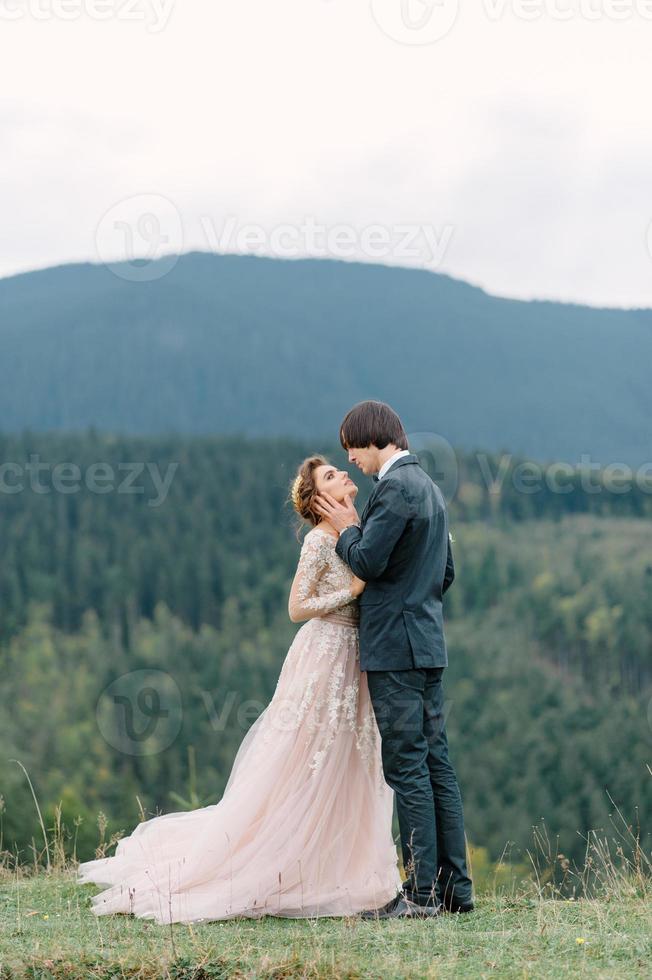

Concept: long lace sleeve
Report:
left=288, top=531, right=356, bottom=622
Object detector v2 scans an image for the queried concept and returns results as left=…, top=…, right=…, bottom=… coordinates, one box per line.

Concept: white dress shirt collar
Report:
left=377, top=449, right=410, bottom=481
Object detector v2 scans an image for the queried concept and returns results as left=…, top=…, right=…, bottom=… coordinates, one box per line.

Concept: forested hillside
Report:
left=1, top=253, right=652, bottom=464
left=0, top=432, right=650, bottom=868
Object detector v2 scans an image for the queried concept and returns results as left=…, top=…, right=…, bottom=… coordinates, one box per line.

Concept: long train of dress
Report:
left=77, top=528, right=401, bottom=923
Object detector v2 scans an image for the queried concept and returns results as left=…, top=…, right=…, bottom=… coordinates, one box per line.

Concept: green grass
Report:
left=1, top=772, right=650, bottom=977
left=1, top=870, right=651, bottom=979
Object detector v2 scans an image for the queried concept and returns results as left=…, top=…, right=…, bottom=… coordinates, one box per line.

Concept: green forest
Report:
left=0, top=431, right=650, bottom=874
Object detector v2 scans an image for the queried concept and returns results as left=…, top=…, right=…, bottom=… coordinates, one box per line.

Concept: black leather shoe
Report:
left=359, top=893, right=442, bottom=920
left=440, top=898, right=474, bottom=914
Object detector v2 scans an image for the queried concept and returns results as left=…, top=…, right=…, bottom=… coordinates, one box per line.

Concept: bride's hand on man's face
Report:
left=350, top=575, right=366, bottom=598
left=314, top=491, right=360, bottom=532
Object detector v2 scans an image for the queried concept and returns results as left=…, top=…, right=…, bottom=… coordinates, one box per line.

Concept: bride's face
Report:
left=314, top=464, right=358, bottom=503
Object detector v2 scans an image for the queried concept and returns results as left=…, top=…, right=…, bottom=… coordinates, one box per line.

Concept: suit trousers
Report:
left=366, top=666, right=473, bottom=908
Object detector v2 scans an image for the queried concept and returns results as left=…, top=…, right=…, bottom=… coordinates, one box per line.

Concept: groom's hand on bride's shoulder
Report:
left=314, top=491, right=360, bottom=533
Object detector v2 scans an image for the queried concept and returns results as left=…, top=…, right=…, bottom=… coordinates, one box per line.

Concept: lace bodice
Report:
left=288, top=528, right=359, bottom=626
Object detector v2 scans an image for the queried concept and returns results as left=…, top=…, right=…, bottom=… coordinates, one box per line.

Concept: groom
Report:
left=314, top=400, right=473, bottom=920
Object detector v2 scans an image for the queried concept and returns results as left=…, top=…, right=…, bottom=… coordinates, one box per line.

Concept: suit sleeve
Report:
left=335, top=479, right=409, bottom=580
left=442, top=534, right=455, bottom=594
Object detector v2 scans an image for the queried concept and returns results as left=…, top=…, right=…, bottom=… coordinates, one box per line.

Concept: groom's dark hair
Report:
left=339, top=400, right=409, bottom=451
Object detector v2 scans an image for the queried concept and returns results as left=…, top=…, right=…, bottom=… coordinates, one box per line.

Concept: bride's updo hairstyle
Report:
left=290, top=455, right=328, bottom=531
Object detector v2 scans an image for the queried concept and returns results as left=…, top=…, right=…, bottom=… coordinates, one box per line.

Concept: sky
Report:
left=1, top=0, right=651, bottom=307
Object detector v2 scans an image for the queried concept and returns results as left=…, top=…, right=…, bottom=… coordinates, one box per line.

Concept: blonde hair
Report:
left=289, top=455, right=329, bottom=530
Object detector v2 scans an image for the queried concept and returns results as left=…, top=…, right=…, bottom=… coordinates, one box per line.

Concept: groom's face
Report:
left=346, top=444, right=380, bottom=476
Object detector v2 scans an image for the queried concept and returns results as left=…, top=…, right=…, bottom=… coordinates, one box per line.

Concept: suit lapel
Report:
left=359, top=456, right=418, bottom=526
left=360, top=500, right=371, bottom=525
left=360, top=482, right=379, bottom=526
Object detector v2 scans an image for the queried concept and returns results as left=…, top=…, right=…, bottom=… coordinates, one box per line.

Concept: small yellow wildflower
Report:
left=576, top=937, right=586, bottom=945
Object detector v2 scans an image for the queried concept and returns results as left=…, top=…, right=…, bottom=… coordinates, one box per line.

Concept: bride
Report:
left=77, top=455, right=402, bottom=924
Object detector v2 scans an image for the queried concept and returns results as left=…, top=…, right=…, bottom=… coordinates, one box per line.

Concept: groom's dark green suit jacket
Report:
left=335, top=454, right=455, bottom=672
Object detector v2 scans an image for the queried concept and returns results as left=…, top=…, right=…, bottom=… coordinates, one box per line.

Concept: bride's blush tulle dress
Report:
left=77, top=527, right=402, bottom=923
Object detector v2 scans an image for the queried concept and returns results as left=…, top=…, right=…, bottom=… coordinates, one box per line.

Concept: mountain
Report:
left=1, top=252, right=650, bottom=465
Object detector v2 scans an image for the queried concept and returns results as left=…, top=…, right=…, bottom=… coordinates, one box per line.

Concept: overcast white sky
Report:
left=1, top=0, right=651, bottom=307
